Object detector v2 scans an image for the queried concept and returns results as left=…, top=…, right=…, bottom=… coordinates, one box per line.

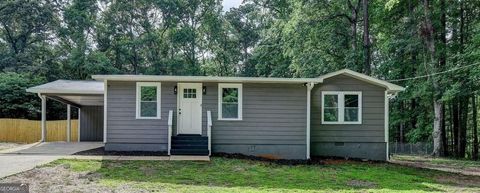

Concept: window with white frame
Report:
left=136, top=82, right=161, bottom=119
left=322, top=91, right=362, bottom=124
left=218, top=83, right=242, bottom=120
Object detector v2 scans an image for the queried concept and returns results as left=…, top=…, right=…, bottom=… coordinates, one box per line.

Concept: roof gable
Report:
left=317, top=69, right=405, bottom=92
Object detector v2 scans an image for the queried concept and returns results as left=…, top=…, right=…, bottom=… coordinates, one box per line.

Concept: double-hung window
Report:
left=218, top=83, right=242, bottom=120
left=136, top=82, right=161, bottom=119
left=321, top=91, right=362, bottom=124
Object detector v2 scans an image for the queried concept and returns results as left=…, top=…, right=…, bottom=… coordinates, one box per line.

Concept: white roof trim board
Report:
left=26, top=80, right=104, bottom=94
left=317, top=69, right=405, bottom=92
left=92, top=75, right=322, bottom=84
left=93, top=69, right=404, bottom=92
left=26, top=69, right=404, bottom=95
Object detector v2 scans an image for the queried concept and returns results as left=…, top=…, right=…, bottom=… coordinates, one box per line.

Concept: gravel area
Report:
left=0, top=164, right=147, bottom=193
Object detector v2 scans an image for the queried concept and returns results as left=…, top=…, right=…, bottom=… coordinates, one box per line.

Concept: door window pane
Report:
left=183, top=88, right=197, bottom=98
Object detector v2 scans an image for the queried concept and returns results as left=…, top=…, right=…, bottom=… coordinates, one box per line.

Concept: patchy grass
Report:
left=37, top=157, right=480, bottom=193
left=393, top=155, right=480, bottom=169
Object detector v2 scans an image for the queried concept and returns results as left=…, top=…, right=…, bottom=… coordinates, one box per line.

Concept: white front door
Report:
left=177, top=83, right=202, bottom=135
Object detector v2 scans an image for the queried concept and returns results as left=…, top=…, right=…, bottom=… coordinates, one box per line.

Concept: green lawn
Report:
left=48, top=157, right=480, bottom=193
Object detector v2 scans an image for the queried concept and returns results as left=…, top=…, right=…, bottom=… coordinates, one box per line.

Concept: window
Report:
left=321, top=91, right=362, bottom=124
left=218, top=83, right=242, bottom=120
left=183, top=88, right=197, bottom=98
left=136, top=82, right=161, bottom=119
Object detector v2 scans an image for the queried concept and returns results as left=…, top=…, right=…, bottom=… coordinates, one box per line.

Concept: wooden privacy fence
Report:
left=0, top=119, right=78, bottom=143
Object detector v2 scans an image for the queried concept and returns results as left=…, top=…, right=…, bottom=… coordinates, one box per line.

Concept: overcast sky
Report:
left=222, top=0, right=242, bottom=12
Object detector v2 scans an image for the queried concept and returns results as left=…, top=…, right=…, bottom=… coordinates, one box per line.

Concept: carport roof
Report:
left=26, top=80, right=104, bottom=94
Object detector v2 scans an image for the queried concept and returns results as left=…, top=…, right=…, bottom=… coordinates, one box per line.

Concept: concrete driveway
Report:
left=0, top=142, right=103, bottom=178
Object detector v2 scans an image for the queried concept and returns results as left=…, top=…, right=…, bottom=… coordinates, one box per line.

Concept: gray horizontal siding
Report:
left=311, top=75, right=386, bottom=144
left=106, top=81, right=176, bottom=144
left=311, top=142, right=387, bottom=160
left=79, top=106, right=103, bottom=141
left=203, top=83, right=307, bottom=148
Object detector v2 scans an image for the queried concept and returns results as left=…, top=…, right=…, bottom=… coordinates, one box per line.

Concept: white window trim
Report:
left=321, top=91, right=362, bottom=124
left=218, top=83, right=243, bottom=121
left=136, top=82, right=161, bottom=119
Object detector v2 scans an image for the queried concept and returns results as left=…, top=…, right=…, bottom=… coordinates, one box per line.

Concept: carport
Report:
left=26, top=80, right=104, bottom=142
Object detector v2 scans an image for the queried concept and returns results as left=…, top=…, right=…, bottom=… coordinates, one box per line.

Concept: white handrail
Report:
left=168, top=110, right=173, bottom=155
left=207, top=110, right=212, bottom=156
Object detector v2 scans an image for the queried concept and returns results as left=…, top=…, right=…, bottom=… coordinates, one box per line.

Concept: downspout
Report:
left=385, top=90, right=391, bottom=161
left=103, top=80, right=108, bottom=143
left=306, top=82, right=315, bottom=159
left=37, top=93, right=47, bottom=142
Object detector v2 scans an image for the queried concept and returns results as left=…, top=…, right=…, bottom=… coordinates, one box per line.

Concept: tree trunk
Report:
left=453, top=99, right=460, bottom=156
left=399, top=101, right=405, bottom=143
left=349, top=0, right=361, bottom=51
left=433, top=101, right=444, bottom=156
left=458, top=97, right=468, bottom=158
left=472, top=95, right=478, bottom=160
left=439, top=0, right=448, bottom=157
left=450, top=102, right=454, bottom=154
left=423, top=0, right=443, bottom=157
left=410, top=99, right=417, bottom=130
left=362, top=0, right=371, bottom=75
left=441, top=104, right=448, bottom=156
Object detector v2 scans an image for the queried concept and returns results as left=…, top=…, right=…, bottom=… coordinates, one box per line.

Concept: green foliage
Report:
left=0, top=72, right=44, bottom=119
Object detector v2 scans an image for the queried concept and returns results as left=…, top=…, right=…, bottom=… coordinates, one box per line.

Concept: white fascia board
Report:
left=92, top=75, right=322, bottom=84
left=26, top=80, right=104, bottom=94
left=26, top=88, right=104, bottom=94
left=318, top=69, right=405, bottom=92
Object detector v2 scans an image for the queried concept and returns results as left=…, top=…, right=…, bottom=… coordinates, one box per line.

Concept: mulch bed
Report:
left=212, top=152, right=325, bottom=165
left=213, top=153, right=384, bottom=165
left=74, top=147, right=380, bottom=165
left=73, top=147, right=168, bottom=156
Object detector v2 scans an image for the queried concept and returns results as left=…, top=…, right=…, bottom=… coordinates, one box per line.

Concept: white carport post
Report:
left=77, top=107, right=81, bottom=142
left=67, top=104, right=71, bottom=142
left=38, top=93, right=47, bottom=142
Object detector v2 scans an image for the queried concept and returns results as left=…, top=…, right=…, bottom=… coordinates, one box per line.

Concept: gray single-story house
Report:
left=26, top=69, right=404, bottom=160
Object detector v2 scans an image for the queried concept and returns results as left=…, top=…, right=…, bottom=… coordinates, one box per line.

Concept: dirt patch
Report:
left=347, top=180, right=377, bottom=188
left=435, top=174, right=480, bottom=188
left=391, top=159, right=480, bottom=177
left=0, top=143, right=22, bottom=151
left=0, top=164, right=146, bottom=193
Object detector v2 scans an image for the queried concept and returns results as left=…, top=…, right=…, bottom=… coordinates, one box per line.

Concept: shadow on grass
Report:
left=52, top=156, right=479, bottom=192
